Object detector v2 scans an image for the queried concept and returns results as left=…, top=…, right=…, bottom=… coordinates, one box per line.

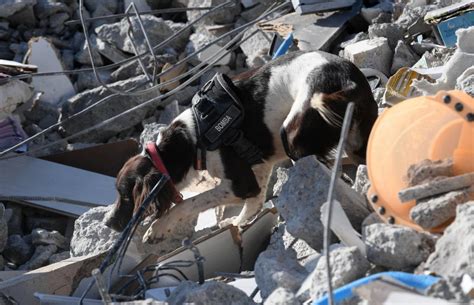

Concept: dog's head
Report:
left=105, top=121, right=195, bottom=232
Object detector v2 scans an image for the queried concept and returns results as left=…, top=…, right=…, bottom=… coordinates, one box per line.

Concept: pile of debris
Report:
left=0, top=0, right=473, bottom=304
left=0, top=202, right=70, bottom=271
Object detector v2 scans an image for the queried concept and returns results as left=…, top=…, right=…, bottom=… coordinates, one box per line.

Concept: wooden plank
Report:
left=0, top=156, right=116, bottom=217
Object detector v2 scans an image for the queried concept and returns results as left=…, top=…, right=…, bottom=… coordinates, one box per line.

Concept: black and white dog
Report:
left=105, top=50, right=378, bottom=237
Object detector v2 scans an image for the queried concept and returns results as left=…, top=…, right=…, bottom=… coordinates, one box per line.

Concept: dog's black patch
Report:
left=157, top=121, right=195, bottom=184
left=305, top=57, right=378, bottom=163
left=219, top=145, right=261, bottom=199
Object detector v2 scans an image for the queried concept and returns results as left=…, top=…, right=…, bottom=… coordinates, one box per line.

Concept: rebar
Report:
left=322, top=102, right=355, bottom=305
left=0, top=1, right=291, bottom=159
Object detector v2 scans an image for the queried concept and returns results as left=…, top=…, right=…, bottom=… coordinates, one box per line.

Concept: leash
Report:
left=78, top=174, right=169, bottom=304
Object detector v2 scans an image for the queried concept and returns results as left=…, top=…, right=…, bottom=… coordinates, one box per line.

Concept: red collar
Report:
left=145, top=142, right=183, bottom=204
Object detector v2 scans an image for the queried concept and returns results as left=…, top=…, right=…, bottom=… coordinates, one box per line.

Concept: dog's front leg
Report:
left=223, top=162, right=274, bottom=227
left=143, top=179, right=238, bottom=243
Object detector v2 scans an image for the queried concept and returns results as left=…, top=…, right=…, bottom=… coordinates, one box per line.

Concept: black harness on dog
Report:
left=191, top=73, right=263, bottom=170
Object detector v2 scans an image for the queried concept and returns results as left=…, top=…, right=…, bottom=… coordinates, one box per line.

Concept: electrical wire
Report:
left=0, top=1, right=291, bottom=159
left=0, top=1, right=290, bottom=158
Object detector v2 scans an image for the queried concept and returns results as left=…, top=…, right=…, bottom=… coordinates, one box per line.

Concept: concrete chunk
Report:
left=96, top=37, right=128, bottom=63
left=390, top=40, right=420, bottom=75
left=406, top=158, right=453, bottom=187
left=344, top=38, right=393, bottom=76
left=310, top=246, right=370, bottom=300
left=0, top=0, right=37, bottom=18
left=368, top=23, right=404, bottom=50
left=423, top=202, right=474, bottom=277
left=167, top=281, right=256, bottom=305
left=363, top=223, right=435, bottom=270
left=95, top=16, right=190, bottom=54
left=274, top=156, right=369, bottom=251
left=411, top=189, right=469, bottom=229
left=264, top=287, right=299, bottom=305
left=19, top=244, right=57, bottom=270
left=255, top=247, right=308, bottom=298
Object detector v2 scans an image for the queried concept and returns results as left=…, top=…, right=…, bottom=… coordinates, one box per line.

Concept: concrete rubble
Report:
left=363, top=223, right=435, bottom=270
left=0, top=0, right=473, bottom=304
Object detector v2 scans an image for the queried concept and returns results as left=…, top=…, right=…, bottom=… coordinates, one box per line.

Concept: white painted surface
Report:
left=27, top=37, right=75, bottom=105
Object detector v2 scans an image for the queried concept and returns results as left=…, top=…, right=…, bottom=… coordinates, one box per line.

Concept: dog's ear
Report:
left=132, top=169, right=175, bottom=219
left=105, top=155, right=144, bottom=231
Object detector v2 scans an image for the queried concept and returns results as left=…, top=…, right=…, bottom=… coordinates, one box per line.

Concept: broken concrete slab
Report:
left=60, top=75, right=159, bottom=143
left=198, top=43, right=233, bottom=66
left=255, top=247, right=309, bottom=298
left=33, top=0, right=71, bottom=20
left=3, top=234, right=34, bottom=266
left=352, top=165, right=370, bottom=197
left=273, top=156, right=369, bottom=251
left=410, top=189, right=469, bottom=229
left=258, top=5, right=360, bottom=52
left=31, top=228, right=68, bottom=249
left=48, top=251, right=70, bottom=264
left=423, top=202, right=474, bottom=277
left=110, top=53, right=176, bottom=81
left=27, top=37, right=76, bottom=105
left=309, top=246, right=370, bottom=300
left=70, top=205, right=119, bottom=257
left=19, top=244, right=57, bottom=270
left=425, top=275, right=470, bottom=303
left=95, top=16, right=190, bottom=54
left=0, top=0, right=37, bottom=18
left=167, top=281, right=256, bottom=305
left=74, top=34, right=104, bottom=66
left=0, top=79, right=34, bottom=120
left=368, top=23, right=404, bottom=50
left=267, top=222, right=318, bottom=263
left=75, top=69, right=112, bottom=92
left=391, top=40, right=420, bottom=75
left=23, top=99, right=59, bottom=124
left=96, top=37, right=129, bottom=63
left=363, top=223, right=435, bottom=270
left=406, top=158, right=453, bottom=187
left=186, top=0, right=241, bottom=27
left=157, top=100, right=182, bottom=125
left=343, top=37, right=393, bottom=76
left=264, top=287, right=299, bottom=305
left=240, top=25, right=271, bottom=67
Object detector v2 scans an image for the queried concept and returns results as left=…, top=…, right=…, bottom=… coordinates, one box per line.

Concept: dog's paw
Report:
left=218, top=216, right=251, bottom=228
left=218, top=216, right=237, bottom=228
